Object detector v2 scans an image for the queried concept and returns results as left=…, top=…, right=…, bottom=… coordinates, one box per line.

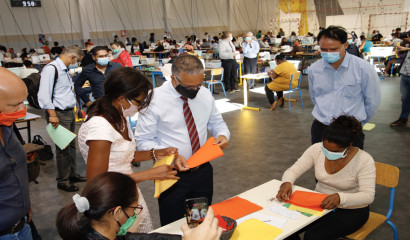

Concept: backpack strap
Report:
left=48, top=64, right=59, bottom=103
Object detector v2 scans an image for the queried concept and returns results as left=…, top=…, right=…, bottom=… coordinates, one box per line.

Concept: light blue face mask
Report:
left=245, top=37, right=251, bottom=41
left=321, top=142, right=348, bottom=161
left=68, top=62, right=78, bottom=69
left=321, top=49, right=342, bottom=64
left=97, top=57, right=109, bottom=66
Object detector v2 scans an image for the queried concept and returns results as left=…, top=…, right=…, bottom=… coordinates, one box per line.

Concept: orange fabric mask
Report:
left=0, top=108, right=27, bottom=126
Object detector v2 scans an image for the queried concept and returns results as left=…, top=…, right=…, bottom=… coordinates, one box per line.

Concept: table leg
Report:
left=241, top=77, right=260, bottom=111
left=152, top=73, right=156, bottom=88
left=238, top=62, right=243, bottom=86
left=27, top=121, right=31, bottom=143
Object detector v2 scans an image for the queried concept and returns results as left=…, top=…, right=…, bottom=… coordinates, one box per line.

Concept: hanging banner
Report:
left=121, top=30, right=126, bottom=37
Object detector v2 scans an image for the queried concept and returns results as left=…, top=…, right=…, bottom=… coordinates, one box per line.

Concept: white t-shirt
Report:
left=78, top=116, right=136, bottom=175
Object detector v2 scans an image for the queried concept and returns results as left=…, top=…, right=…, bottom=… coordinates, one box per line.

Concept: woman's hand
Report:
left=320, top=193, right=340, bottom=209
left=181, top=207, right=223, bottom=240
left=151, top=165, right=179, bottom=180
left=155, top=147, right=178, bottom=160
left=276, top=182, right=292, bottom=202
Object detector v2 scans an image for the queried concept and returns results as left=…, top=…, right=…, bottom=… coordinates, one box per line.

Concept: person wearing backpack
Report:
left=0, top=67, right=33, bottom=240
left=37, top=46, right=87, bottom=192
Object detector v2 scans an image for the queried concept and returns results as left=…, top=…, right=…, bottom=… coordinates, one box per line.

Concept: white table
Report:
left=152, top=179, right=330, bottom=239
left=15, top=112, right=41, bottom=143
left=240, top=73, right=269, bottom=111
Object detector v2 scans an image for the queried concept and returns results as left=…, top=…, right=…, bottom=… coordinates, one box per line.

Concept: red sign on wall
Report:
left=121, top=30, right=126, bottom=37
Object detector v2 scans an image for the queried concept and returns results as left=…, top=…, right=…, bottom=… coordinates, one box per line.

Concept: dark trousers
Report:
left=221, top=59, right=238, bottom=90
left=243, top=57, right=257, bottom=88
left=46, top=109, right=78, bottom=183
left=285, top=206, right=369, bottom=240
left=158, top=162, right=213, bottom=226
left=311, top=119, right=365, bottom=149
left=265, top=85, right=283, bottom=105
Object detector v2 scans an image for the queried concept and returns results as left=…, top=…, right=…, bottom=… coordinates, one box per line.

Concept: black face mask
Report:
left=175, top=84, right=200, bottom=99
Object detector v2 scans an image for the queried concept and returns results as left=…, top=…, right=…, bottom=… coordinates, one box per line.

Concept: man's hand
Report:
left=214, top=135, right=229, bottom=149
left=320, top=193, right=340, bottom=209
left=49, top=116, right=59, bottom=128
left=181, top=207, right=223, bottom=240
left=26, top=208, right=32, bottom=223
left=276, top=182, right=292, bottom=202
left=155, top=147, right=178, bottom=160
left=173, top=154, right=190, bottom=172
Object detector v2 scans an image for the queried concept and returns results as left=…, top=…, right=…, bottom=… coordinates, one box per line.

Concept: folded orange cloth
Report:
left=186, top=137, right=224, bottom=168
left=285, top=190, right=328, bottom=212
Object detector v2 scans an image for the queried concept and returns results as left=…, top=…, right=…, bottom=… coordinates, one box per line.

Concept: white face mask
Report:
left=121, top=99, right=139, bottom=117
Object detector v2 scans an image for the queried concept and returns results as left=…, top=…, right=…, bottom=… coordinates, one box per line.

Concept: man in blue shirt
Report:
left=242, top=32, right=260, bottom=89
left=74, top=46, right=121, bottom=107
left=308, top=26, right=381, bottom=149
left=38, top=46, right=86, bottom=192
left=0, top=68, right=33, bottom=239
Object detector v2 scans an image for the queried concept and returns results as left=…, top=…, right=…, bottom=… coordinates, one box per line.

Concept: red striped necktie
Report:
left=180, top=96, right=200, bottom=154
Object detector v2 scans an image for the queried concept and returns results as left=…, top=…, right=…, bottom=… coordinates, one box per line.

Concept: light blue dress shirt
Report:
left=38, top=58, right=76, bottom=110
left=308, top=52, right=381, bottom=125
left=135, top=81, right=230, bottom=160
left=242, top=40, right=260, bottom=59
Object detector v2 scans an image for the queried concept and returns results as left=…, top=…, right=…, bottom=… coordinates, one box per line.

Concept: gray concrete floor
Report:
left=21, top=75, right=409, bottom=240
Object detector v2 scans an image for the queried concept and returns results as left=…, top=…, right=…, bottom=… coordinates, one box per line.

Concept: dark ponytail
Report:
left=322, top=115, right=362, bottom=148
left=86, top=67, right=153, bottom=133
left=56, top=172, right=138, bottom=240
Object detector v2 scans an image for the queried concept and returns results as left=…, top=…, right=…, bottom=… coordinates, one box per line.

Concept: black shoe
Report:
left=69, top=174, right=87, bottom=182
left=390, top=118, right=408, bottom=126
left=132, top=162, right=141, bottom=167
left=57, top=182, right=79, bottom=192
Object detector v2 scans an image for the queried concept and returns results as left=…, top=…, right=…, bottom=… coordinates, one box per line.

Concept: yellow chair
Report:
left=346, top=162, right=399, bottom=240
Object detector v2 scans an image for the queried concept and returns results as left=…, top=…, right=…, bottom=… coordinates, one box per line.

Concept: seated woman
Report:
left=78, top=67, right=183, bottom=233
left=276, top=115, right=376, bottom=240
left=153, top=41, right=165, bottom=52
left=265, top=53, right=297, bottom=110
left=359, top=35, right=373, bottom=55
left=111, top=41, right=133, bottom=67
left=57, top=172, right=223, bottom=240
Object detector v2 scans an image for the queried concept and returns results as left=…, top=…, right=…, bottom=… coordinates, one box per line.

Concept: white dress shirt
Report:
left=135, top=80, right=230, bottom=159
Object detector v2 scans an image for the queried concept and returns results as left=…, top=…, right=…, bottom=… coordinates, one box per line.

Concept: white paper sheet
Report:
left=236, top=212, right=288, bottom=229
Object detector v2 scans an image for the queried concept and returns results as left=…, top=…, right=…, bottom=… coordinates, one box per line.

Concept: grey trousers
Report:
left=243, top=57, right=257, bottom=88
left=46, top=109, right=78, bottom=183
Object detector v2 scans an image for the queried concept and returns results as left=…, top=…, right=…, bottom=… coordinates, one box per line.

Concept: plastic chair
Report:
left=204, top=68, right=226, bottom=96
left=390, top=63, right=399, bottom=77
left=287, top=71, right=303, bottom=112
left=346, top=162, right=399, bottom=240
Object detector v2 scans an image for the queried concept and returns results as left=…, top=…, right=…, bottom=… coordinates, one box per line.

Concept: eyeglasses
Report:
left=174, top=75, right=204, bottom=90
left=131, top=98, right=144, bottom=105
left=128, top=205, right=144, bottom=215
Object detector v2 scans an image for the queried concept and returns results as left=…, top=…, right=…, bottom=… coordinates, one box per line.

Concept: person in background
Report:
left=51, top=42, right=63, bottom=56
left=346, top=33, right=362, bottom=58
left=265, top=53, right=297, bottom=110
left=290, top=31, right=298, bottom=42
left=351, top=31, right=358, bottom=41
left=279, top=37, right=291, bottom=47
left=201, top=39, right=211, bottom=48
left=136, top=55, right=230, bottom=226
left=75, top=46, right=121, bottom=107
left=78, top=67, right=181, bottom=233
left=277, top=116, right=376, bottom=240
left=242, top=32, right=260, bottom=89
left=111, top=42, right=132, bottom=67
left=126, top=37, right=132, bottom=46
left=278, top=28, right=285, bottom=37
left=20, top=60, right=39, bottom=79
left=20, top=48, right=28, bottom=60
left=256, top=30, right=262, bottom=39
left=0, top=45, right=6, bottom=62
left=359, top=35, right=373, bottom=54
left=204, top=32, right=212, bottom=42
left=38, top=46, right=86, bottom=192
left=87, top=39, right=94, bottom=46
left=0, top=68, right=33, bottom=240
left=371, top=30, right=383, bottom=42
left=114, top=35, right=119, bottom=43
left=131, top=38, right=144, bottom=55
left=390, top=32, right=410, bottom=126
left=143, top=41, right=149, bottom=50
left=212, top=36, right=219, bottom=48
left=153, top=41, right=165, bottom=52
left=42, top=41, right=51, bottom=55
left=219, top=31, right=240, bottom=93
left=56, top=172, right=223, bottom=240
left=8, top=48, right=17, bottom=59
left=291, top=39, right=303, bottom=53
left=28, top=48, right=37, bottom=57
left=81, top=42, right=94, bottom=67
left=149, top=33, right=155, bottom=44
left=184, top=45, right=198, bottom=57
left=167, top=49, right=179, bottom=64
left=309, top=26, right=381, bottom=149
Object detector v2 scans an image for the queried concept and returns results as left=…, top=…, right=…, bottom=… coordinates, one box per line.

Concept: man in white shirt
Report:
left=136, top=55, right=230, bottom=226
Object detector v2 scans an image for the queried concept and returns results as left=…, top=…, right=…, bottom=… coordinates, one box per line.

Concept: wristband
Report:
left=150, top=148, right=158, bottom=162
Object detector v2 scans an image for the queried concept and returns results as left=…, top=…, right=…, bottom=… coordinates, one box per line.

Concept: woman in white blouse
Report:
left=276, top=115, right=376, bottom=240
left=78, top=67, right=180, bottom=233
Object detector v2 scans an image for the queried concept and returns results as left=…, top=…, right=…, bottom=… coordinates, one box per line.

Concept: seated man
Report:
left=265, top=53, right=297, bottom=111
left=20, top=60, right=39, bottom=79
left=74, top=46, right=121, bottom=107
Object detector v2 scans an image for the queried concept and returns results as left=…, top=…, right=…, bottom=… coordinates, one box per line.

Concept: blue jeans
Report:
left=400, top=74, right=410, bottom=119
left=0, top=222, right=33, bottom=240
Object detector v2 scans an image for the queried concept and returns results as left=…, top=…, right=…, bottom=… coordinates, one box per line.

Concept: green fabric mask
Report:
left=116, top=211, right=137, bottom=236
left=113, top=48, right=119, bottom=54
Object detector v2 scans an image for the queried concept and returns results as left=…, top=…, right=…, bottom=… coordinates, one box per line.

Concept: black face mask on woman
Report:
left=175, top=84, right=200, bottom=99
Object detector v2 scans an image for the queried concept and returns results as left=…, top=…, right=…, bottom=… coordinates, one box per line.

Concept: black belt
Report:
left=0, top=218, right=25, bottom=236
left=314, top=119, right=327, bottom=127
left=55, top=108, right=74, bottom=112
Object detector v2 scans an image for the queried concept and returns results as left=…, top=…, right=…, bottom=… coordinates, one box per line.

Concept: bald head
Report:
left=245, top=32, right=253, bottom=37
left=0, top=67, right=27, bottom=114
